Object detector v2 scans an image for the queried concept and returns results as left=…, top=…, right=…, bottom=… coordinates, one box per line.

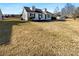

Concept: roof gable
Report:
left=24, top=7, right=32, bottom=12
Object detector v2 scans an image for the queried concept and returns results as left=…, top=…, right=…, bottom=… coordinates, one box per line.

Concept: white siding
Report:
left=28, top=12, right=33, bottom=17
left=33, top=13, right=45, bottom=20
left=0, top=9, right=2, bottom=20
left=33, top=13, right=39, bottom=20
left=28, top=12, right=35, bottom=19
left=27, top=12, right=37, bottom=20
left=22, top=8, right=28, bottom=21
left=43, top=14, right=46, bottom=20
left=33, top=13, right=52, bottom=20
left=21, top=8, right=52, bottom=21
left=27, top=12, right=31, bottom=18
left=41, top=13, right=45, bottom=20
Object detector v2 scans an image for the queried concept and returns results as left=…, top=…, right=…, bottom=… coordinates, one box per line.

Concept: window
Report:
left=39, top=13, right=42, bottom=18
left=41, top=14, right=43, bottom=18
left=30, top=13, right=35, bottom=19
left=30, top=13, right=32, bottom=16
left=34, top=13, right=35, bottom=17
left=45, top=14, right=46, bottom=19
left=30, top=13, right=34, bottom=17
left=47, top=14, right=50, bottom=18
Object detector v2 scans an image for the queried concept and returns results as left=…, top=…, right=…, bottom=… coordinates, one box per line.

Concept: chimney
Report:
left=31, top=6, right=35, bottom=11
left=43, top=8, right=47, bottom=12
left=44, top=8, right=47, bottom=12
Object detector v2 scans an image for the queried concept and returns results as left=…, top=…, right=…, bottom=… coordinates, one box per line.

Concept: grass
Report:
left=0, top=18, right=79, bottom=55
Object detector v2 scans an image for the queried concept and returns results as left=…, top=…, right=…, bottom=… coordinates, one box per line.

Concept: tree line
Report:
left=54, top=3, right=79, bottom=20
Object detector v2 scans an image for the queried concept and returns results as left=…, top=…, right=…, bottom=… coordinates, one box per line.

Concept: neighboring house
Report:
left=21, top=6, right=52, bottom=21
left=0, top=9, right=3, bottom=20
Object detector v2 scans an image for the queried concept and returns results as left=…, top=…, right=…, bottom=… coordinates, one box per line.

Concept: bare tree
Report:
left=75, top=7, right=79, bottom=18
left=61, top=3, right=76, bottom=20
left=54, top=7, right=60, bottom=16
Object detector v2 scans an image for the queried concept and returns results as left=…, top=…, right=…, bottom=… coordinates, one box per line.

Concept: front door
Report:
left=38, top=14, right=41, bottom=20
left=45, top=14, right=46, bottom=20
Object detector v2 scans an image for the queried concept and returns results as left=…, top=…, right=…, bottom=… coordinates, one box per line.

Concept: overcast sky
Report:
left=0, top=3, right=79, bottom=14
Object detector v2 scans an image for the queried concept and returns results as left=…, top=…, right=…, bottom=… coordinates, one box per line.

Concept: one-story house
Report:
left=21, top=6, right=52, bottom=21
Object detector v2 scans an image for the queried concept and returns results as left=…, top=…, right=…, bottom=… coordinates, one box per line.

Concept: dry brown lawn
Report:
left=0, top=18, right=79, bottom=56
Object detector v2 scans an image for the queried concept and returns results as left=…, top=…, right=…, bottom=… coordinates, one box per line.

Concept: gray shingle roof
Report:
left=35, top=8, right=43, bottom=13
left=24, top=7, right=52, bottom=14
left=24, top=7, right=32, bottom=12
left=24, top=7, right=43, bottom=13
